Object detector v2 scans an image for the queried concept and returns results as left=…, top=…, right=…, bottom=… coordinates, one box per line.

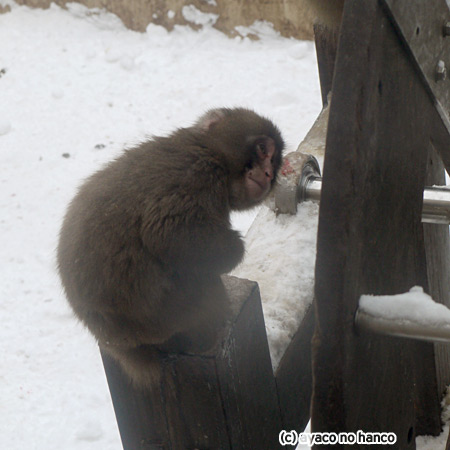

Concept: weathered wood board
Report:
left=275, top=304, right=314, bottom=436
left=102, top=277, right=283, bottom=450
left=311, top=0, right=442, bottom=446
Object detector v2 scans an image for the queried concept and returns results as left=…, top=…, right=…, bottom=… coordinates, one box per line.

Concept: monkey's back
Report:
left=57, top=137, right=220, bottom=340
left=57, top=108, right=283, bottom=386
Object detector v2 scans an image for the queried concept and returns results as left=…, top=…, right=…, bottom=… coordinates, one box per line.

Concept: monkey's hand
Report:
left=146, top=219, right=245, bottom=275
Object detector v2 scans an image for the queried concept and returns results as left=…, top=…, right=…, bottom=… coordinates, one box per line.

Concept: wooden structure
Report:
left=312, top=0, right=450, bottom=446
left=101, top=276, right=314, bottom=450
left=101, top=274, right=313, bottom=449
left=102, top=277, right=283, bottom=450
left=100, top=1, right=450, bottom=449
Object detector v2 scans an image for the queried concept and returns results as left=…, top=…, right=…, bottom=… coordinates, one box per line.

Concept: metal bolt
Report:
left=443, top=22, right=450, bottom=36
left=435, top=60, right=447, bottom=81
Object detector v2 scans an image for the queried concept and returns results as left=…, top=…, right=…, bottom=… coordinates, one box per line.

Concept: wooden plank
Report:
left=101, top=351, right=170, bottom=449
left=216, top=277, right=282, bottom=450
left=423, top=144, right=450, bottom=398
left=382, top=0, right=450, bottom=131
left=312, top=0, right=344, bottom=105
left=269, top=18, right=340, bottom=434
left=311, top=0, right=442, bottom=445
left=275, top=304, right=314, bottom=435
left=265, top=15, right=344, bottom=438
left=382, top=0, right=450, bottom=174
left=412, top=143, right=450, bottom=436
left=162, top=356, right=230, bottom=449
left=102, top=276, right=282, bottom=450
left=314, top=24, right=340, bottom=106
left=431, top=109, right=450, bottom=172
left=103, top=349, right=232, bottom=450
left=313, top=3, right=450, bottom=420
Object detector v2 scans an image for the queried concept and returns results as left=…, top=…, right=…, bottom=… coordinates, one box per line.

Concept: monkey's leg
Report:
left=159, top=277, right=232, bottom=354
left=102, top=343, right=164, bottom=389
left=102, top=295, right=229, bottom=389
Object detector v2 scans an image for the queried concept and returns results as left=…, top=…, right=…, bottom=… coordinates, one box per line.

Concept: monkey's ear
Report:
left=195, top=109, right=227, bottom=132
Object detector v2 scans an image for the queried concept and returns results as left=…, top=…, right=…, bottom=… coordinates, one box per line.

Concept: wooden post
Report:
left=312, top=0, right=344, bottom=106
left=314, top=22, right=340, bottom=106
left=275, top=305, right=314, bottom=435
left=102, top=276, right=283, bottom=450
left=271, top=9, right=344, bottom=437
left=382, top=0, right=450, bottom=415
left=419, top=144, right=450, bottom=434
left=311, top=0, right=443, bottom=445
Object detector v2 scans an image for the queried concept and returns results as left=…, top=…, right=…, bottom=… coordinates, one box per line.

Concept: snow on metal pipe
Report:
left=354, top=287, right=450, bottom=343
left=355, top=308, right=450, bottom=343
left=302, top=177, right=450, bottom=225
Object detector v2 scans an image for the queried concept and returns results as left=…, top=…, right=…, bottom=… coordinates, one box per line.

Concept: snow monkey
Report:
left=57, top=108, right=284, bottom=388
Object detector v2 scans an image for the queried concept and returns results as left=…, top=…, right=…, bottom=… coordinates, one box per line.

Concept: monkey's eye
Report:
left=244, top=160, right=253, bottom=171
left=256, top=142, right=267, bottom=156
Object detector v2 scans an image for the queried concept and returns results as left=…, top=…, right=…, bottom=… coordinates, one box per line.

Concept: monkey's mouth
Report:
left=247, top=176, right=270, bottom=199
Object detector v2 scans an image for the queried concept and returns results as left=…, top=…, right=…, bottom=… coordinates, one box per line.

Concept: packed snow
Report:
left=0, top=1, right=448, bottom=449
left=359, top=286, right=450, bottom=330
left=233, top=201, right=319, bottom=369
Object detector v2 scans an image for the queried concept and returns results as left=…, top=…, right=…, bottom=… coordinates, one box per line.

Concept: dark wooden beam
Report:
left=102, top=277, right=282, bottom=450
left=314, top=23, right=340, bottom=106
left=275, top=305, right=314, bottom=436
left=382, top=0, right=450, bottom=174
left=423, top=144, right=450, bottom=401
left=311, top=0, right=442, bottom=445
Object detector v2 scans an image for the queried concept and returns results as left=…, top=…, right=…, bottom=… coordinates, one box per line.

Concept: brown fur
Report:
left=57, top=108, right=284, bottom=388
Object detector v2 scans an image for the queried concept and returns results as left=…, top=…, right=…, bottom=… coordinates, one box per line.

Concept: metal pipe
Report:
left=303, top=178, right=322, bottom=203
left=355, top=308, right=450, bottom=343
left=422, top=187, right=450, bottom=224
left=302, top=177, right=450, bottom=225
left=303, top=177, right=322, bottom=203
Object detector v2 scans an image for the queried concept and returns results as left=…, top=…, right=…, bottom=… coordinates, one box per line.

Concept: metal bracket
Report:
left=274, top=153, right=321, bottom=215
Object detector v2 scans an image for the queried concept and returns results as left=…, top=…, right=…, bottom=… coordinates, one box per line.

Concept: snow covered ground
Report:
left=0, top=1, right=448, bottom=449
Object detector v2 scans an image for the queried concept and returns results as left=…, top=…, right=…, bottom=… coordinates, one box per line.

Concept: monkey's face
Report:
left=245, top=136, right=277, bottom=201
left=194, top=107, right=284, bottom=210
left=229, top=134, right=281, bottom=210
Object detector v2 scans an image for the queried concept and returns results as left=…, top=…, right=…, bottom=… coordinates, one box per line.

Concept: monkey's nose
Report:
left=262, top=159, right=274, bottom=180
left=265, top=168, right=274, bottom=180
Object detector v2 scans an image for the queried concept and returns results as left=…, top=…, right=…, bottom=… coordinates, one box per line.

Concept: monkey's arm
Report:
left=141, top=156, right=245, bottom=275
left=168, top=220, right=244, bottom=275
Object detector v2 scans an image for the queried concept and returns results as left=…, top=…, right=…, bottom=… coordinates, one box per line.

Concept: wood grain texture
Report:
left=102, top=277, right=282, bottom=450
left=423, top=144, right=450, bottom=417
left=275, top=305, right=314, bottom=437
left=270, top=17, right=343, bottom=441
left=311, top=0, right=442, bottom=445
left=313, top=24, right=340, bottom=106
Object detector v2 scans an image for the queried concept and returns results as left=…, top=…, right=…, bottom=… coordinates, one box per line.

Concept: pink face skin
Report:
left=245, top=137, right=276, bottom=202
